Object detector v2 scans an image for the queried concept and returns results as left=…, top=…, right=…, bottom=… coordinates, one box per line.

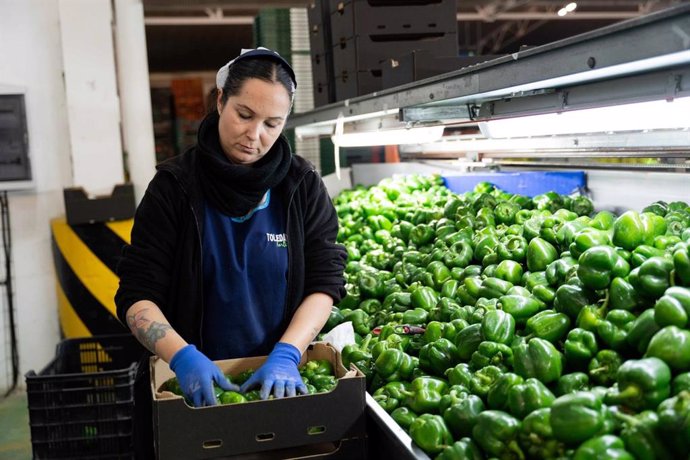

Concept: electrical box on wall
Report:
left=0, top=90, right=32, bottom=187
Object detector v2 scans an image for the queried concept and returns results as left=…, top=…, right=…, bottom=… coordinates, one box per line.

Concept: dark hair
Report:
left=218, top=57, right=296, bottom=108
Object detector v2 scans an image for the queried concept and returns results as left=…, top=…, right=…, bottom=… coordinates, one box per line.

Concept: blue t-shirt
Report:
left=201, top=190, right=288, bottom=359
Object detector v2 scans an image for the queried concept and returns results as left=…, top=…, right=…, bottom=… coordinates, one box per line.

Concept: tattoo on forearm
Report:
left=311, top=326, right=320, bottom=340
left=127, top=308, right=172, bottom=353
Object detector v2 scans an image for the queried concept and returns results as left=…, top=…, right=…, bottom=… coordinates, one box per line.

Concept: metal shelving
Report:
left=288, top=3, right=690, bottom=165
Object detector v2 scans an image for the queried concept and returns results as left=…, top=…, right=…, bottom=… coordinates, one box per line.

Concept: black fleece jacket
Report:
left=114, top=144, right=347, bottom=350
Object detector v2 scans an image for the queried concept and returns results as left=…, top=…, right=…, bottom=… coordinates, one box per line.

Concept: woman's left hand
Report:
left=240, top=342, right=308, bottom=399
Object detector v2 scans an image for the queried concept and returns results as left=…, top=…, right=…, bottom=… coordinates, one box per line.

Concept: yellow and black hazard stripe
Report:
left=50, top=218, right=134, bottom=338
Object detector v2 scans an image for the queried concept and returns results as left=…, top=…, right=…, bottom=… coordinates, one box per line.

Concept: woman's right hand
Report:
left=169, top=344, right=239, bottom=406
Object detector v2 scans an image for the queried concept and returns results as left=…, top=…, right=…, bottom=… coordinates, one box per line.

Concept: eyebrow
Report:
left=236, top=103, right=285, bottom=121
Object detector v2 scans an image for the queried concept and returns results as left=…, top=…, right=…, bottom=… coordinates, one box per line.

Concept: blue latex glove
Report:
left=240, top=342, right=308, bottom=399
left=169, top=344, right=239, bottom=407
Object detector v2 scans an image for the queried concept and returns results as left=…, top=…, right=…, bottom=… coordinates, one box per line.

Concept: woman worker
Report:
left=115, top=47, right=347, bottom=457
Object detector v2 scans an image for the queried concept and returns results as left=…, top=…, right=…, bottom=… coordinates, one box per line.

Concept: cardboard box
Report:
left=150, top=342, right=366, bottom=460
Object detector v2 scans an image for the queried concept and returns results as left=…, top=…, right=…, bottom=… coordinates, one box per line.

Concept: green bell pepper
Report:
left=554, top=283, right=595, bottom=320
left=596, top=309, right=636, bottom=351
left=527, top=237, right=559, bottom=272
left=343, top=309, right=372, bottom=336
left=556, top=372, right=590, bottom=396
left=383, top=291, right=412, bottom=313
left=474, top=233, right=500, bottom=266
left=577, top=245, right=630, bottom=290
left=219, top=391, right=247, bottom=405
left=512, top=337, right=563, bottom=384
left=454, top=323, right=483, bottom=361
left=373, top=381, right=411, bottom=413
left=518, top=407, right=566, bottom=460
left=410, top=223, right=435, bottom=246
left=604, top=357, right=671, bottom=411
left=402, top=307, right=430, bottom=325
left=590, top=210, right=616, bottom=231
left=403, top=376, right=449, bottom=415
left=487, top=372, right=524, bottom=411
left=438, top=384, right=471, bottom=414
left=409, top=414, right=453, bottom=455
left=654, top=235, right=681, bottom=250
left=495, top=201, right=520, bottom=225
left=524, top=309, right=571, bottom=343
left=672, top=372, right=690, bottom=395
left=374, top=348, right=417, bottom=382
left=427, top=261, right=452, bottom=290
left=572, top=435, right=634, bottom=460
left=445, top=362, right=473, bottom=388
left=470, top=341, right=514, bottom=371
left=645, top=325, right=690, bottom=372
left=443, top=240, right=474, bottom=270
left=570, top=195, right=594, bottom=217
left=615, top=410, right=673, bottom=460
left=656, top=390, right=690, bottom=457
left=532, top=284, right=556, bottom=305
left=497, top=235, right=528, bottom=263
left=411, top=286, right=439, bottom=311
left=631, top=244, right=666, bottom=268
left=480, top=309, right=516, bottom=345
left=478, top=277, right=514, bottom=299
left=472, top=410, right=525, bottom=459
left=588, top=349, right=623, bottom=386
left=564, top=328, right=599, bottom=369
left=523, top=270, right=551, bottom=292
left=495, top=259, right=524, bottom=285
left=613, top=211, right=648, bottom=251
left=629, top=256, right=675, bottom=299
left=341, top=334, right=373, bottom=370
left=419, top=338, right=459, bottom=377
left=435, top=438, right=483, bottom=460
left=442, top=392, right=485, bottom=439
left=468, top=365, right=503, bottom=399
left=546, top=256, right=578, bottom=287
left=498, top=294, right=543, bottom=325
left=609, top=277, right=644, bottom=311
left=654, top=286, right=690, bottom=328
left=673, top=243, right=690, bottom=286
left=625, top=309, right=661, bottom=354
left=507, top=378, right=556, bottom=419
left=390, top=406, right=417, bottom=430
left=550, top=391, right=610, bottom=445
left=323, top=306, right=344, bottom=333
left=569, top=228, right=611, bottom=259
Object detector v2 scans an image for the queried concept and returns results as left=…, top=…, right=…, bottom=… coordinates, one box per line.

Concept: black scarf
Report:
left=196, top=111, right=292, bottom=217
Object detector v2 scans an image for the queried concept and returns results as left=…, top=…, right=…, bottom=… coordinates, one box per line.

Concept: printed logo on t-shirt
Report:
left=266, top=232, right=287, bottom=248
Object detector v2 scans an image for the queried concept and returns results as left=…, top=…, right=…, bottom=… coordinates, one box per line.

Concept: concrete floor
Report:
left=0, top=389, right=32, bottom=460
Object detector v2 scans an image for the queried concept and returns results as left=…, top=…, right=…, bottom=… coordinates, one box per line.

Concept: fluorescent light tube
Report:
left=331, top=126, right=444, bottom=147
left=479, top=96, right=690, bottom=139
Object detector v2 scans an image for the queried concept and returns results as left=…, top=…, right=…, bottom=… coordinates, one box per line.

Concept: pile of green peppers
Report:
left=327, top=174, right=690, bottom=459
left=161, top=359, right=338, bottom=405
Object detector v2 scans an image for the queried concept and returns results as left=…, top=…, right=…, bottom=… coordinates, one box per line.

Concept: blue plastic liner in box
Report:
left=442, top=171, right=586, bottom=197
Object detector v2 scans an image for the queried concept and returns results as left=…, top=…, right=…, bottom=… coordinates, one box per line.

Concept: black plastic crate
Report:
left=25, top=334, right=145, bottom=459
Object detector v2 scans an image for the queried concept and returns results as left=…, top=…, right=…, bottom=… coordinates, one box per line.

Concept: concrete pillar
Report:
left=114, top=0, right=157, bottom=205
left=58, top=0, right=125, bottom=195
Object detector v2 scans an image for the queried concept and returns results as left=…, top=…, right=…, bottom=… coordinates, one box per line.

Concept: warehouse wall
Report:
left=0, top=0, right=73, bottom=385
left=0, top=0, right=136, bottom=386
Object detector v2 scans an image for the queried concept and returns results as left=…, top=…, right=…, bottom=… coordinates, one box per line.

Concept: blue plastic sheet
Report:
left=442, top=171, right=586, bottom=197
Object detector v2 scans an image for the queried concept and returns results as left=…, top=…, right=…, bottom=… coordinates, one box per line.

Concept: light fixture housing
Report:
left=331, top=125, right=445, bottom=147
left=479, top=96, right=690, bottom=139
